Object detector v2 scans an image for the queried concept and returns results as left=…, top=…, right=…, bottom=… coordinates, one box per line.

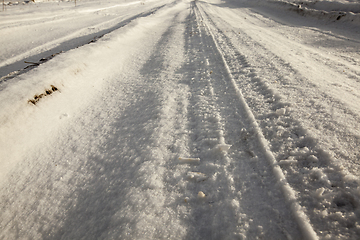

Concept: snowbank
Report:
left=270, top=0, right=360, bottom=25
left=223, top=0, right=360, bottom=26
left=298, top=0, right=360, bottom=13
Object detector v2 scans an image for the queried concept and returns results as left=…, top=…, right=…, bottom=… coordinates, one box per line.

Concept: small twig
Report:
left=24, top=61, right=40, bottom=66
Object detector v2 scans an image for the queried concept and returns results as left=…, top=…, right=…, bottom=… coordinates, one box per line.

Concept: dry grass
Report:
left=28, top=85, right=59, bottom=105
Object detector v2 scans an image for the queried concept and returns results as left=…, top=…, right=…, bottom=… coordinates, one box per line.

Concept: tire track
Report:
left=193, top=2, right=319, bottom=239
left=175, top=2, right=303, bottom=239
left=196, top=2, right=360, bottom=239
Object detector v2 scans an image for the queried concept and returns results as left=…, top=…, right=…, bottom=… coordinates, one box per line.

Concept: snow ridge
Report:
left=269, top=0, right=360, bottom=25
left=0, top=4, right=166, bottom=82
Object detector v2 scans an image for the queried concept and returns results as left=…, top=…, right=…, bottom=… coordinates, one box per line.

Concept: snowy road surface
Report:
left=1, top=0, right=360, bottom=239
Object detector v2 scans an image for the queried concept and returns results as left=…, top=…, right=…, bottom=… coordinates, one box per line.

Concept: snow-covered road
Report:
left=1, top=0, right=360, bottom=239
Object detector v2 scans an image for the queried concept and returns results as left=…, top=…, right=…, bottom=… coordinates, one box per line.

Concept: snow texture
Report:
left=1, top=0, right=360, bottom=239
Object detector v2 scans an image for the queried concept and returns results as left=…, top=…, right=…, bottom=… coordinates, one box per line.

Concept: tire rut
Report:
left=197, top=2, right=360, bottom=238
left=176, top=2, right=303, bottom=239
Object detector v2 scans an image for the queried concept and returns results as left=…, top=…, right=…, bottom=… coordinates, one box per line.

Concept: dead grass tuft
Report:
left=28, top=85, right=59, bottom=105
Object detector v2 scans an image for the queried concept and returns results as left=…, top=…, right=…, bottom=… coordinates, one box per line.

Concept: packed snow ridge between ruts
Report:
left=1, top=0, right=360, bottom=239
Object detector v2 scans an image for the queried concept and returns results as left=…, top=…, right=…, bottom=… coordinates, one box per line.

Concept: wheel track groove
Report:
left=177, top=2, right=304, bottom=239
left=193, top=2, right=319, bottom=239
left=196, top=2, right=360, bottom=239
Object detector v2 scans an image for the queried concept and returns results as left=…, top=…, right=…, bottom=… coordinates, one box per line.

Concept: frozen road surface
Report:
left=1, top=0, right=360, bottom=239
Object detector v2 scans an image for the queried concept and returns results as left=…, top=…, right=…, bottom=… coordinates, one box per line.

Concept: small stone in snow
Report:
left=198, top=191, right=206, bottom=199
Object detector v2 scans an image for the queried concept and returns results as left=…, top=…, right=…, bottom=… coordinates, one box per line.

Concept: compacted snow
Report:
left=0, top=0, right=360, bottom=239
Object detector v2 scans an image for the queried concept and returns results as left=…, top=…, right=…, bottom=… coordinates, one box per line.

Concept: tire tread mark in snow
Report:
left=193, top=2, right=319, bottom=240
left=181, top=8, right=243, bottom=239
left=179, top=3, right=303, bottom=239
left=198, top=2, right=360, bottom=239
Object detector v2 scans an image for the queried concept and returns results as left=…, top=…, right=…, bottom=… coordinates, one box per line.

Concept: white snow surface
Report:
left=1, top=0, right=360, bottom=239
